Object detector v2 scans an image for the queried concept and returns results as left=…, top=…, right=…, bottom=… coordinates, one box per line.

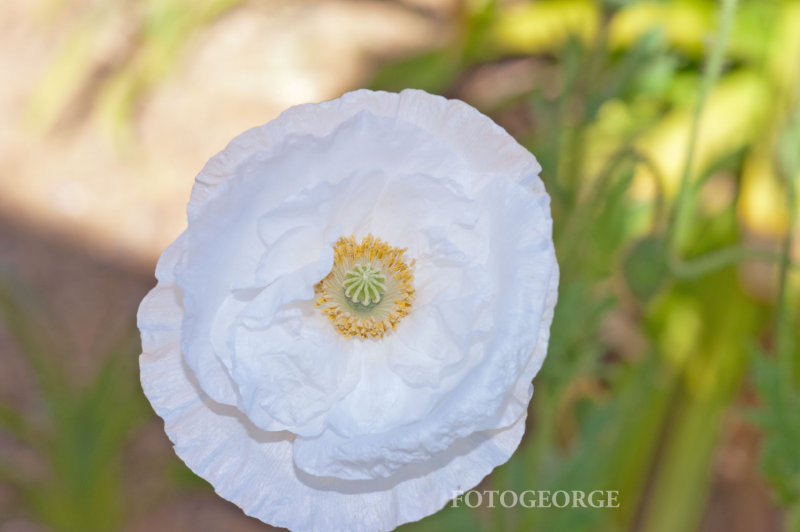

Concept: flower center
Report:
left=315, top=235, right=415, bottom=339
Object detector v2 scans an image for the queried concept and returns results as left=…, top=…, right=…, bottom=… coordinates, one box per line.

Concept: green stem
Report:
left=666, top=0, right=739, bottom=252
left=775, top=130, right=800, bottom=394
left=775, top=193, right=796, bottom=392
left=670, top=245, right=799, bottom=280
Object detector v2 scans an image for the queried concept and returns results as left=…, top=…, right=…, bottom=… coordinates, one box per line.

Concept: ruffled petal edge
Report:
left=139, top=280, right=529, bottom=532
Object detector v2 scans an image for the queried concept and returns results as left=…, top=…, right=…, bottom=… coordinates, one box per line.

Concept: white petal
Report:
left=292, top=176, right=558, bottom=480
left=173, top=109, right=472, bottom=408
left=139, top=89, right=559, bottom=531
left=189, top=89, right=542, bottom=215
left=204, top=161, right=486, bottom=436
left=137, top=258, right=555, bottom=524
left=139, top=281, right=527, bottom=532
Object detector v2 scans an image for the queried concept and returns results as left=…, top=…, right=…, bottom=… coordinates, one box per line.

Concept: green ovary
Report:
left=342, top=264, right=386, bottom=309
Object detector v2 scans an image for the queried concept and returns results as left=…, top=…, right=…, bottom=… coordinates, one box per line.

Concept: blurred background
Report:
left=1, top=0, right=799, bottom=531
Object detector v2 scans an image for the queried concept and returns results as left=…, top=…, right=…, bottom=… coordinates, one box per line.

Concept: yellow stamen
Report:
left=314, top=235, right=415, bottom=339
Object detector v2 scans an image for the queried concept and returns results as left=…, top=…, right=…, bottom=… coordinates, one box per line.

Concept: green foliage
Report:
left=0, top=273, right=147, bottom=531
left=751, top=350, right=800, bottom=508
left=383, top=0, right=800, bottom=531
left=750, top=36, right=800, bottom=531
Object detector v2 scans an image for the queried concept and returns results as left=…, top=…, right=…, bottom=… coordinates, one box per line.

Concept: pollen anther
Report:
left=314, top=235, right=415, bottom=339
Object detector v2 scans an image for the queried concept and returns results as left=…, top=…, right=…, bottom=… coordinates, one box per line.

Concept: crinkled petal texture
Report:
left=139, top=89, right=559, bottom=532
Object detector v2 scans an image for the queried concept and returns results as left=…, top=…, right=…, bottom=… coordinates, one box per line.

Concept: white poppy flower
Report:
left=138, top=89, right=559, bottom=532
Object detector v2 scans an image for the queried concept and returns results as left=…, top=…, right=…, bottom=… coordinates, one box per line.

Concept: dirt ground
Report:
left=0, top=0, right=451, bottom=263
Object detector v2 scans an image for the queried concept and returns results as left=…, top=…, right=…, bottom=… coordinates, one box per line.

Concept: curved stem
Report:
left=669, top=245, right=797, bottom=280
